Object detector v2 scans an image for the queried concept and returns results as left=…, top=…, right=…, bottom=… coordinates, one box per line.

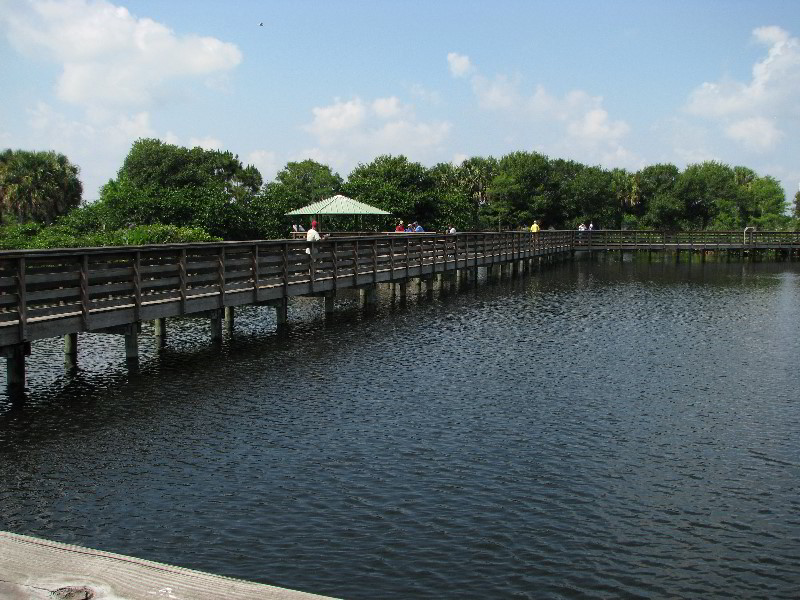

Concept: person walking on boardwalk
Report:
left=305, top=220, right=320, bottom=257
left=395, top=220, right=405, bottom=232
left=530, top=220, right=540, bottom=233
left=307, top=220, right=321, bottom=242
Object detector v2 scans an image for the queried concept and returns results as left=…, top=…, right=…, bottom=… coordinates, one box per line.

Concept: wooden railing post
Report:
left=405, top=238, right=410, bottom=279
left=309, top=242, right=316, bottom=286
left=389, top=237, right=395, bottom=277
left=16, top=257, right=27, bottom=341
left=218, top=247, right=226, bottom=307
left=332, top=241, right=339, bottom=290
left=133, top=251, right=142, bottom=322
left=80, top=254, right=90, bottom=330
left=353, top=239, right=359, bottom=285
left=252, top=244, right=260, bottom=303
left=282, top=243, right=289, bottom=294
left=372, top=239, right=378, bottom=284
left=179, top=249, right=188, bottom=313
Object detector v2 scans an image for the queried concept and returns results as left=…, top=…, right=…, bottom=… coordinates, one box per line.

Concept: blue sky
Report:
left=2, top=0, right=799, bottom=204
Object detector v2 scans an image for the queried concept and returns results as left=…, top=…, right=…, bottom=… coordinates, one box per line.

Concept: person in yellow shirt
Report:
left=530, top=220, right=540, bottom=233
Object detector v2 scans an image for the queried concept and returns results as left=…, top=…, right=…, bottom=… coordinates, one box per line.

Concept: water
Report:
left=2, top=256, right=799, bottom=599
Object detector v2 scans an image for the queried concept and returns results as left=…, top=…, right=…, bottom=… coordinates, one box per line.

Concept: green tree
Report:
left=545, top=158, right=585, bottom=228
left=484, top=151, right=549, bottom=229
left=642, top=192, right=687, bottom=230
left=0, top=149, right=82, bottom=224
left=456, top=156, right=498, bottom=230
left=253, top=160, right=342, bottom=238
left=636, top=163, right=680, bottom=228
left=747, top=175, right=790, bottom=230
left=794, top=189, right=800, bottom=219
left=99, top=138, right=262, bottom=239
left=565, top=165, right=615, bottom=228
left=268, top=159, right=342, bottom=211
left=342, top=155, right=435, bottom=230
left=675, top=161, right=739, bottom=229
left=428, top=161, right=473, bottom=231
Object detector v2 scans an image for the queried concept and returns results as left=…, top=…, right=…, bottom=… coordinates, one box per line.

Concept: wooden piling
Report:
left=4, top=344, right=26, bottom=389
left=361, top=284, right=377, bottom=306
left=209, top=309, right=223, bottom=343
left=153, top=318, right=167, bottom=348
left=275, top=298, right=288, bottom=326
left=124, top=325, right=139, bottom=360
left=64, top=333, right=78, bottom=371
left=324, top=292, right=335, bottom=314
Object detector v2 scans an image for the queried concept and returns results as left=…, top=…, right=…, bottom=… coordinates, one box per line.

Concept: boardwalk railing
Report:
left=0, top=231, right=572, bottom=349
left=3, top=228, right=800, bottom=387
left=572, top=229, right=800, bottom=251
left=3, top=228, right=800, bottom=354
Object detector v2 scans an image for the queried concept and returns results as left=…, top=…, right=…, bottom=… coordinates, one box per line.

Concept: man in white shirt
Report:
left=305, top=220, right=321, bottom=257
left=306, top=220, right=321, bottom=242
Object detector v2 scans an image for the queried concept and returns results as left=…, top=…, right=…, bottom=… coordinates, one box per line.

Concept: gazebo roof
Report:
left=285, top=194, right=391, bottom=216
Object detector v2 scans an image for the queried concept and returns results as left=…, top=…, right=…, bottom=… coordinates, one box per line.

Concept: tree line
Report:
left=2, top=138, right=799, bottom=249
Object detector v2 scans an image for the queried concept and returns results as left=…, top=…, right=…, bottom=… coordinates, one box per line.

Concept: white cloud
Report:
left=305, top=98, right=367, bottom=142
left=567, top=108, right=629, bottom=144
left=449, top=53, right=636, bottom=168
left=725, top=116, right=783, bottom=151
left=447, top=52, right=472, bottom=78
left=685, top=26, right=799, bottom=152
left=247, top=150, right=280, bottom=182
left=372, top=96, right=409, bottom=119
left=302, top=96, right=452, bottom=176
left=3, top=0, right=241, bottom=111
left=410, top=83, right=442, bottom=105
left=371, top=120, right=451, bottom=148
left=162, top=131, right=181, bottom=145
left=471, top=74, right=522, bottom=110
left=528, top=84, right=558, bottom=115
left=22, top=101, right=157, bottom=197
left=451, top=153, right=468, bottom=166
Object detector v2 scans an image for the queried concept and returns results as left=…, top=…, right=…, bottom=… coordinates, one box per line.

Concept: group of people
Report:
left=394, top=221, right=458, bottom=234
left=301, top=219, right=597, bottom=237
left=395, top=220, right=425, bottom=233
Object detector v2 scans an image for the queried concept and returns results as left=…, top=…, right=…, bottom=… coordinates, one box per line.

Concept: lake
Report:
left=1, top=254, right=799, bottom=599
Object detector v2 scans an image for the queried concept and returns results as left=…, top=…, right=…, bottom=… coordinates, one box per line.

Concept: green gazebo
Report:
left=286, top=194, right=391, bottom=233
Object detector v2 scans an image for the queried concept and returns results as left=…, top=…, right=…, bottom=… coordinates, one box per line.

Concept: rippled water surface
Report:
left=2, top=256, right=799, bottom=599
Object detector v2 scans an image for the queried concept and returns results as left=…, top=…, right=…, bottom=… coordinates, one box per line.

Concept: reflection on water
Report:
left=2, top=255, right=800, bottom=599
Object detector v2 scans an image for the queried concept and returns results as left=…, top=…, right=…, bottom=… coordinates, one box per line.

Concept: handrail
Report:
left=0, top=231, right=569, bottom=349
left=3, top=230, right=800, bottom=351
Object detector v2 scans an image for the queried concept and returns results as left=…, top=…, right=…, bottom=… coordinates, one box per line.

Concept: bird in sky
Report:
left=259, top=22, right=263, bottom=26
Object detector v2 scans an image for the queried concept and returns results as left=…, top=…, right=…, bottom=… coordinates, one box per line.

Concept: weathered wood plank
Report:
left=0, top=531, right=333, bottom=600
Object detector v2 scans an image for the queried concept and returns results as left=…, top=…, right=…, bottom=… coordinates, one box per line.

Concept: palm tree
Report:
left=0, top=149, right=82, bottom=224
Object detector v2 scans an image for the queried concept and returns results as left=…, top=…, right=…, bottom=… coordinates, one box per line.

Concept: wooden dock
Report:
left=2, top=229, right=799, bottom=390
left=0, top=530, right=335, bottom=599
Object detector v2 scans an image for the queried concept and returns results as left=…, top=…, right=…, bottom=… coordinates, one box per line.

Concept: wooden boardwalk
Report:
left=2, top=229, right=799, bottom=389
left=573, top=228, right=800, bottom=252
left=0, top=530, right=334, bottom=599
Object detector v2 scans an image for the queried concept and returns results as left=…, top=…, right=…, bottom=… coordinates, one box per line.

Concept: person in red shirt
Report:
left=395, top=220, right=405, bottom=232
